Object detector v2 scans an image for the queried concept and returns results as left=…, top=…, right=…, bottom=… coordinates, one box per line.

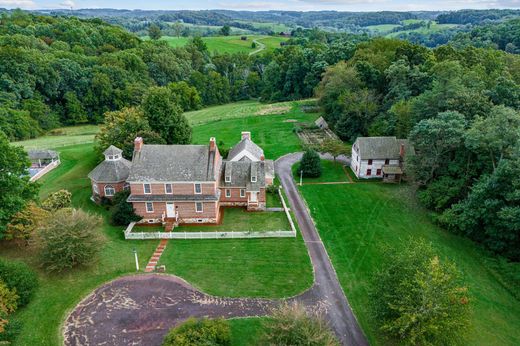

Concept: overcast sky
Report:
left=1, top=0, right=520, bottom=12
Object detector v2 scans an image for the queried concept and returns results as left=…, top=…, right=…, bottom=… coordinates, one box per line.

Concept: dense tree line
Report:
left=318, top=38, right=520, bottom=260
left=436, top=9, right=520, bottom=25
left=451, top=18, right=520, bottom=53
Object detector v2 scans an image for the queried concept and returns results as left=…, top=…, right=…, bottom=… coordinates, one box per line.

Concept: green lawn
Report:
left=266, top=191, right=283, bottom=208
left=184, top=99, right=296, bottom=125
left=364, top=24, right=401, bottom=34
left=192, top=102, right=319, bottom=159
left=0, top=144, right=159, bottom=346
left=159, top=35, right=287, bottom=55
left=12, top=125, right=98, bottom=149
left=174, top=207, right=290, bottom=232
left=158, top=231, right=312, bottom=298
left=299, top=182, right=520, bottom=346
left=292, top=160, right=350, bottom=184
left=229, top=317, right=268, bottom=345
left=386, top=21, right=459, bottom=38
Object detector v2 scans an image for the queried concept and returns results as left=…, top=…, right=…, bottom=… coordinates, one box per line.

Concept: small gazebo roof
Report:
left=27, top=149, right=59, bottom=160
left=103, top=145, right=123, bottom=156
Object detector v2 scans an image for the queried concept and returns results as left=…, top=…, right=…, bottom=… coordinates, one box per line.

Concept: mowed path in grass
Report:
left=299, top=182, right=520, bottom=346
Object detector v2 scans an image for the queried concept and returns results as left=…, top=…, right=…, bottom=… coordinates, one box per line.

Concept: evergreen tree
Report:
left=298, top=149, right=322, bottom=178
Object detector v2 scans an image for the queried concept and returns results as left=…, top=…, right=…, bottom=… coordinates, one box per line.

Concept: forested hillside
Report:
left=0, top=10, right=361, bottom=141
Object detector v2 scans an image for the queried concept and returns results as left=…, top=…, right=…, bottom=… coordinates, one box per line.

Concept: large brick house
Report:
left=350, top=136, right=411, bottom=182
left=88, top=132, right=274, bottom=229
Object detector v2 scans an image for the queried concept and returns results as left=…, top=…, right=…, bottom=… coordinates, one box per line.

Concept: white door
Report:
left=250, top=192, right=257, bottom=202
left=166, top=203, right=175, bottom=218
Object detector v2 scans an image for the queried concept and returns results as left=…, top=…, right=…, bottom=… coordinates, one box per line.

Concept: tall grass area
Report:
left=13, top=125, right=98, bottom=149
left=299, top=182, right=520, bottom=346
left=0, top=144, right=158, bottom=346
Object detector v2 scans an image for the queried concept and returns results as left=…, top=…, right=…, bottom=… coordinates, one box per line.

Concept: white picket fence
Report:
left=124, top=187, right=297, bottom=240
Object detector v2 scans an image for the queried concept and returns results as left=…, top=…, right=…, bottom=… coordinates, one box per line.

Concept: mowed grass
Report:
left=174, top=207, right=290, bottom=232
left=365, top=24, right=401, bottom=34
left=159, top=35, right=287, bottom=54
left=12, top=124, right=98, bottom=149
left=158, top=231, right=312, bottom=298
left=0, top=144, right=159, bottom=346
left=292, top=160, right=351, bottom=184
left=192, top=102, right=319, bottom=159
left=229, top=317, right=269, bottom=346
left=386, top=21, right=459, bottom=38
left=299, top=182, right=520, bottom=346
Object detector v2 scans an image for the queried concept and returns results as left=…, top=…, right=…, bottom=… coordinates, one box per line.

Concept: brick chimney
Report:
left=241, top=131, right=251, bottom=141
left=399, top=143, right=405, bottom=158
left=134, top=137, right=143, bottom=153
left=209, top=137, right=216, bottom=151
left=260, top=154, right=265, bottom=161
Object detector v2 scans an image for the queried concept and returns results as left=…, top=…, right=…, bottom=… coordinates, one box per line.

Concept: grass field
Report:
left=174, top=207, right=290, bottom=233
left=192, top=101, right=319, bottom=159
left=229, top=317, right=268, bottom=345
left=364, top=24, right=401, bottom=34
left=159, top=35, right=287, bottom=54
left=292, top=160, right=350, bottom=184
left=298, top=181, right=520, bottom=345
left=386, top=21, right=459, bottom=38
left=12, top=125, right=98, bottom=149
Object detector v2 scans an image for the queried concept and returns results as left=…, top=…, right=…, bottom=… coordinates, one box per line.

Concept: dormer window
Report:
left=106, top=154, right=120, bottom=161
left=251, top=176, right=257, bottom=183
left=225, top=176, right=231, bottom=183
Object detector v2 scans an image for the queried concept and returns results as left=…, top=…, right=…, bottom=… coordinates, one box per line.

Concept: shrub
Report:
left=266, top=184, right=279, bottom=194
left=5, top=202, right=49, bottom=245
left=261, top=303, right=339, bottom=346
left=41, top=189, right=72, bottom=212
left=39, top=209, right=104, bottom=272
left=162, top=317, right=231, bottom=346
left=298, top=149, right=322, bottom=178
left=0, top=280, right=19, bottom=333
left=0, top=258, right=38, bottom=307
left=111, top=190, right=141, bottom=226
left=369, top=239, right=470, bottom=345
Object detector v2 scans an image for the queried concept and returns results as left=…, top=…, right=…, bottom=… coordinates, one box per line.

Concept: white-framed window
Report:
left=225, top=175, right=231, bottom=183
left=240, top=189, right=245, bottom=198
left=108, top=155, right=114, bottom=160
left=165, top=183, right=173, bottom=194
left=104, top=184, right=115, bottom=196
left=145, top=202, right=154, bottom=213
left=195, top=202, right=203, bottom=213
left=194, top=183, right=202, bottom=194
left=226, top=189, right=231, bottom=198
left=143, top=183, right=151, bottom=194
left=251, top=176, right=257, bottom=183
left=93, top=183, right=99, bottom=194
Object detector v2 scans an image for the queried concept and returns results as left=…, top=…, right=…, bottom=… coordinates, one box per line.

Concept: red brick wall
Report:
left=130, top=182, right=216, bottom=195
left=91, top=180, right=126, bottom=199
left=218, top=188, right=266, bottom=203
left=132, top=201, right=218, bottom=220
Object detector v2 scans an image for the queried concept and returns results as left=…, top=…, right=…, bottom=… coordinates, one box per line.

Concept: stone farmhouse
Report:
left=88, top=132, right=274, bottom=230
left=350, top=136, right=411, bottom=183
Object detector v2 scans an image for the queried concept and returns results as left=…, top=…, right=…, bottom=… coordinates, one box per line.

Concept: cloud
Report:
left=59, top=0, right=75, bottom=8
left=0, top=0, right=36, bottom=8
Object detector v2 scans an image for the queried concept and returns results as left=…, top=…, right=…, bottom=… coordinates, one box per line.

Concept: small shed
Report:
left=27, top=149, right=60, bottom=168
left=314, top=116, right=329, bottom=130
left=382, top=165, right=403, bottom=183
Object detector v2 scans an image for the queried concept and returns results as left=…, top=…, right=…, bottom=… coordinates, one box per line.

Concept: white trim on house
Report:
left=104, top=184, right=115, bottom=196
left=240, top=189, right=245, bottom=197
left=229, top=149, right=259, bottom=162
left=164, top=183, right=173, bottom=194
left=145, top=202, right=154, bottom=213
left=195, top=202, right=203, bottom=213
left=93, top=183, right=99, bottom=194
left=143, top=183, right=152, bottom=194
left=194, top=183, right=202, bottom=194
left=226, top=189, right=231, bottom=198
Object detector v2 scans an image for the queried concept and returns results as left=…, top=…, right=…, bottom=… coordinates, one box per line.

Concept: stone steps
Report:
left=144, top=239, right=168, bottom=273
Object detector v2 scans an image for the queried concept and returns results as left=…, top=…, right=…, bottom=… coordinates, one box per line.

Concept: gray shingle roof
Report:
left=221, top=160, right=266, bottom=190
left=127, top=144, right=219, bottom=182
left=354, top=137, right=401, bottom=160
left=315, top=116, right=328, bottom=128
left=27, top=149, right=58, bottom=160
left=228, top=138, right=264, bottom=161
left=103, top=145, right=123, bottom=156
left=88, top=157, right=131, bottom=183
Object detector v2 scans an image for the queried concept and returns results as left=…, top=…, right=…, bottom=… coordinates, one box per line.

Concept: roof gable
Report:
left=354, top=137, right=401, bottom=160
left=228, top=138, right=264, bottom=162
